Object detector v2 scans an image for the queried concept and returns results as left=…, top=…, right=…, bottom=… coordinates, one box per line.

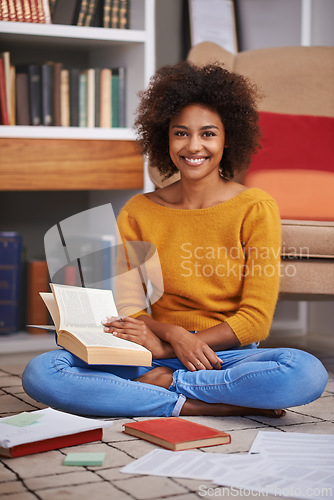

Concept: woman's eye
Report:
left=175, top=131, right=187, bottom=137
left=203, top=131, right=215, bottom=137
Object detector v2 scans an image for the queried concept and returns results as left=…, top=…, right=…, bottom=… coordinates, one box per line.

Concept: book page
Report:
left=67, top=327, right=149, bottom=351
left=39, top=292, right=60, bottom=329
left=51, top=284, right=118, bottom=331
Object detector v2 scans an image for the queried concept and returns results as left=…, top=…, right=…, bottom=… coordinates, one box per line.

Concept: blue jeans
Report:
left=22, top=344, right=328, bottom=417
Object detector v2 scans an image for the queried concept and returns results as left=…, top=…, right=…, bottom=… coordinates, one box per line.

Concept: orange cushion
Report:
left=245, top=170, right=334, bottom=221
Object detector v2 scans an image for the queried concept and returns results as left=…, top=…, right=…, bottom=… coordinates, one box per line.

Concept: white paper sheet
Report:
left=121, top=431, right=334, bottom=500
left=121, top=449, right=263, bottom=479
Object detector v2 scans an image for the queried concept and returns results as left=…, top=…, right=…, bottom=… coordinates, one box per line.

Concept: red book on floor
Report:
left=0, top=407, right=111, bottom=458
left=123, top=417, right=231, bottom=451
left=1, top=428, right=103, bottom=458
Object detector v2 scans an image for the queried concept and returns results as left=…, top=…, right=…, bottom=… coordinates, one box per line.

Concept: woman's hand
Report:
left=167, top=327, right=223, bottom=372
left=101, top=316, right=169, bottom=359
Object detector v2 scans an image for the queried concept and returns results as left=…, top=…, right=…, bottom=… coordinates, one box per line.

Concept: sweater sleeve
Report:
left=224, top=199, right=281, bottom=345
left=115, top=207, right=152, bottom=319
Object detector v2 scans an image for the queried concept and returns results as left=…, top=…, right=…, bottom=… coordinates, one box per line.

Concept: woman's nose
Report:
left=188, top=134, right=202, bottom=152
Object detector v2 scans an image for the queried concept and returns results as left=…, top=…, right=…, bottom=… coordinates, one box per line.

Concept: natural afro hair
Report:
left=134, top=61, right=261, bottom=180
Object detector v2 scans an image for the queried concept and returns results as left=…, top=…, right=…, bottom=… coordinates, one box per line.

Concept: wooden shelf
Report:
left=0, top=138, right=144, bottom=190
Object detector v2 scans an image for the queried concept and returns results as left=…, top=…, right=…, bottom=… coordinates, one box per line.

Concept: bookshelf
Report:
left=0, top=0, right=156, bottom=191
left=0, top=0, right=156, bottom=348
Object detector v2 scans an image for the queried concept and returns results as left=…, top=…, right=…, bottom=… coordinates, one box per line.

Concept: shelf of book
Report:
left=0, top=20, right=147, bottom=43
left=0, top=1, right=155, bottom=339
left=0, top=125, right=136, bottom=140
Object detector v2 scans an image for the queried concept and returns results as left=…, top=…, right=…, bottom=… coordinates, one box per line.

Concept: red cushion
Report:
left=248, top=112, right=334, bottom=174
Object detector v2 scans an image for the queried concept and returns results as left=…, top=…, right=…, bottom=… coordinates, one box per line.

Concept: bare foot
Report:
left=134, top=367, right=174, bottom=389
left=180, top=399, right=286, bottom=418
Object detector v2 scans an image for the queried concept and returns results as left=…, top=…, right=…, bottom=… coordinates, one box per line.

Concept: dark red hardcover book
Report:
left=123, top=417, right=231, bottom=451
left=0, top=428, right=103, bottom=458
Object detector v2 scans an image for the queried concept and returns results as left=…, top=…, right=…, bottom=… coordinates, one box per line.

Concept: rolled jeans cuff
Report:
left=171, top=393, right=186, bottom=416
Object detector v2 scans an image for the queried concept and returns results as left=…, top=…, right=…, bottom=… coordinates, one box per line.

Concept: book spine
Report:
left=0, top=232, right=23, bottom=334
left=118, top=66, right=125, bottom=127
left=41, top=63, right=53, bottom=126
left=1, top=52, right=11, bottom=124
left=0, top=0, right=10, bottom=21
left=28, top=64, right=42, bottom=126
left=15, top=73, right=30, bottom=125
left=7, top=0, right=17, bottom=21
left=111, top=68, right=119, bottom=127
left=78, top=70, right=88, bottom=127
left=52, top=62, right=62, bottom=126
left=86, top=68, right=95, bottom=128
left=26, top=261, right=49, bottom=334
left=35, top=0, right=46, bottom=22
left=100, top=68, right=111, bottom=128
left=60, top=68, right=70, bottom=127
left=10, top=66, right=16, bottom=125
left=0, top=58, right=9, bottom=126
left=22, top=0, right=32, bottom=22
left=85, top=0, right=98, bottom=26
left=69, top=68, right=79, bottom=127
left=103, top=0, right=112, bottom=28
left=42, top=0, right=51, bottom=23
left=118, top=0, right=128, bottom=29
left=76, top=0, right=89, bottom=26
left=111, top=0, right=120, bottom=28
left=13, top=0, right=25, bottom=22
left=94, top=67, right=101, bottom=127
left=4, top=428, right=103, bottom=458
left=29, top=0, right=39, bottom=23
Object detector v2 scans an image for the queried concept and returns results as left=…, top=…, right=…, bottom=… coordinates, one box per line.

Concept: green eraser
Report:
left=64, top=452, right=106, bottom=466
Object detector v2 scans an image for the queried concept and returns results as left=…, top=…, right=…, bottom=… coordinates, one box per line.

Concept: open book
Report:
left=37, top=283, right=152, bottom=366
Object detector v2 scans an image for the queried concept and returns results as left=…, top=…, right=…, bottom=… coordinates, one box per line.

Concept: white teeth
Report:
left=184, top=157, right=206, bottom=164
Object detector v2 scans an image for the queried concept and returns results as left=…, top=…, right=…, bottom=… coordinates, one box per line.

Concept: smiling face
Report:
left=168, top=103, right=226, bottom=182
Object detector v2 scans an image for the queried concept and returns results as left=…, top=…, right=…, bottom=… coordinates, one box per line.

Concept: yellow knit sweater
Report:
left=117, top=188, right=281, bottom=345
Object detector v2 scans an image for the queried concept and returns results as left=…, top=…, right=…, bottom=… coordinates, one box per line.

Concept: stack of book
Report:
left=0, top=0, right=130, bottom=28
left=0, top=51, right=125, bottom=127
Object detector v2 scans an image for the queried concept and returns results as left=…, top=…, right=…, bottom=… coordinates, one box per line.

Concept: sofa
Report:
left=149, top=43, right=334, bottom=299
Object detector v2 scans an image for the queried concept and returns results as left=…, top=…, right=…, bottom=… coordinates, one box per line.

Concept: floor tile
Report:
left=25, top=470, right=103, bottom=491
left=0, top=463, right=17, bottom=482
left=0, top=376, right=23, bottom=388
left=0, top=480, right=27, bottom=495
left=289, top=395, right=334, bottom=421
left=1, top=450, right=81, bottom=479
left=275, top=421, right=334, bottom=433
left=114, top=475, right=188, bottom=499
left=0, top=394, right=36, bottom=414
left=36, top=481, right=133, bottom=500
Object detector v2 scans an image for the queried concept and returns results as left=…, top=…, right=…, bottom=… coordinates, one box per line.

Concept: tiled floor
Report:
left=0, top=331, right=333, bottom=500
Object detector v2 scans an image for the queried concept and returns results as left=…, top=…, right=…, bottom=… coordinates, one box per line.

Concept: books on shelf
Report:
left=0, top=0, right=130, bottom=28
left=0, top=232, right=23, bottom=334
left=0, top=52, right=126, bottom=128
left=123, top=417, right=232, bottom=451
left=0, top=407, right=112, bottom=458
left=37, top=283, right=152, bottom=366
